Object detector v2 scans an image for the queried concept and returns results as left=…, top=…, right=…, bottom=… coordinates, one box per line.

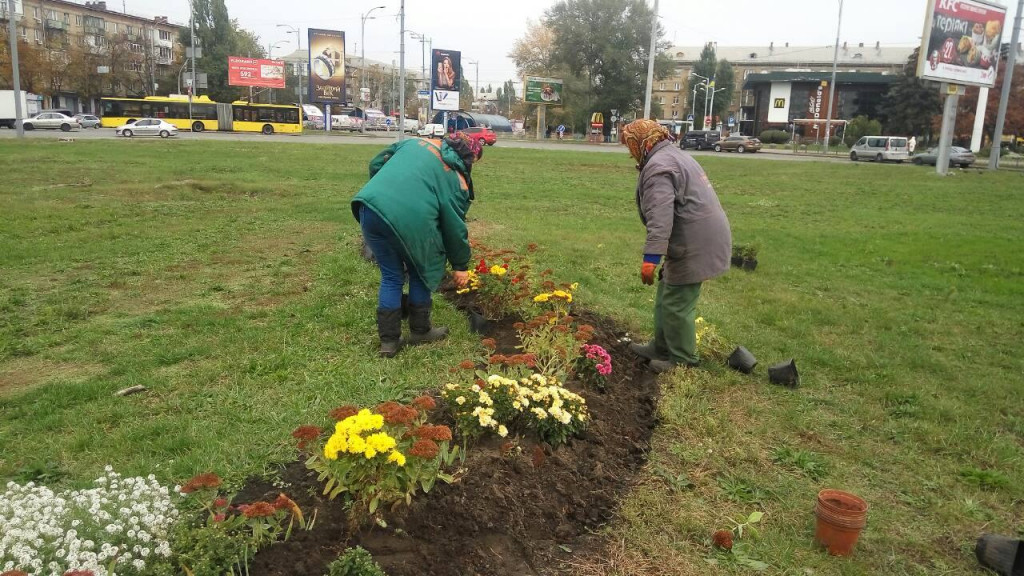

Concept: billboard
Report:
left=917, top=0, right=1008, bottom=88
left=431, top=48, right=461, bottom=111
left=524, top=76, right=564, bottom=104
left=227, top=57, right=286, bottom=89
left=767, top=82, right=791, bottom=123
left=308, top=29, right=346, bottom=103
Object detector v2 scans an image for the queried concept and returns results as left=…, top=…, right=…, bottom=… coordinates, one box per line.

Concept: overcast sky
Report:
left=120, top=0, right=1023, bottom=90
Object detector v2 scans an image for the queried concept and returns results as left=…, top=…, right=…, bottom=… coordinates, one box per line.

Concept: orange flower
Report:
left=412, top=395, right=437, bottom=410
left=383, top=405, right=419, bottom=425
left=712, top=529, right=734, bottom=550
left=243, top=501, right=277, bottom=518
left=328, top=405, right=359, bottom=421
left=412, top=424, right=453, bottom=441
left=458, top=360, right=476, bottom=370
left=291, top=425, right=322, bottom=447
left=409, top=439, right=440, bottom=459
left=180, top=472, right=221, bottom=494
left=481, top=338, right=497, bottom=350
left=489, top=354, right=508, bottom=365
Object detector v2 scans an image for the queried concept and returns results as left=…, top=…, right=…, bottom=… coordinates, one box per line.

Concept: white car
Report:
left=22, top=112, right=81, bottom=132
left=417, top=123, right=445, bottom=137
left=331, top=114, right=363, bottom=132
left=116, top=118, right=179, bottom=138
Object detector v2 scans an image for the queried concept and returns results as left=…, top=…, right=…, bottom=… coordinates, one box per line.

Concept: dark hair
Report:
left=444, top=135, right=481, bottom=169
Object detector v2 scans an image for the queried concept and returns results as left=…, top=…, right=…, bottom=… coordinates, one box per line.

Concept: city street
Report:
left=0, top=128, right=859, bottom=163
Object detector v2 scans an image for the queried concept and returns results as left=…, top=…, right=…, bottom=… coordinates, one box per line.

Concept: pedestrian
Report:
left=908, top=135, right=917, bottom=156
left=621, top=119, right=732, bottom=373
left=352, top=132, right=484, bottom=357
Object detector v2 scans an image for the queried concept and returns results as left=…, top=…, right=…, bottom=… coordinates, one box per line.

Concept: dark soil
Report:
left=244, top=293, right=659, bottom=576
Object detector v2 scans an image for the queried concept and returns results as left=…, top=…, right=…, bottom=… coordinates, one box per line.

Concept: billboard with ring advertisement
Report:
left=308, top=29, right=346, bottom=103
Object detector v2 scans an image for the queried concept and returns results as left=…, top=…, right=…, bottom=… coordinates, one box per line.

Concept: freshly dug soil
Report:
left=244, top=300, right=659, bottom=575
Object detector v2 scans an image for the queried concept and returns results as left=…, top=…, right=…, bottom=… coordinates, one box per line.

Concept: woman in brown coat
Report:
left=622, top=120, right=732, bottom=372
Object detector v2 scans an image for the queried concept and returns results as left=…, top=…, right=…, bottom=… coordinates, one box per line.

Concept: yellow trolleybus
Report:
left=99, top=96, right=302, bottom=135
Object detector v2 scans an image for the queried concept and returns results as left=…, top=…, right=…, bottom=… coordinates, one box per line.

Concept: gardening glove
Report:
left=641, top=262, right=657, bottom=285
left=453, top=270, right=469, bottom=288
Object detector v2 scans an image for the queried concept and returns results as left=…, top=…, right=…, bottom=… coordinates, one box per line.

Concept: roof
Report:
left=37, top=0, right=185, bottom=28
left=665, top=44, right=914, bottom=68
left=742, top=71, right=901, bottom=90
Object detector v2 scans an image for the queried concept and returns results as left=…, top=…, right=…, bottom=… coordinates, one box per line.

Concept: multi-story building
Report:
left=1, top=0, right=184, bottom=112
left=654, top=42, right=914, bottom=135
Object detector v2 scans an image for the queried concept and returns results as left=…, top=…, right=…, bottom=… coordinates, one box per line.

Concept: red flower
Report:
left=475, top=259, right=489, bottom=273
left=213, top=513, right=226, bottom=523
left=213, top=498, right=228, bottom=508
left=329, top=405, right=359, bottom=421
left=243, top=501, right=277, bottom=518
left=712, top=530, right=734, bottom=550
left=489, top=354, right=508, bottom=365
left=412, top=395, right=437, bottom=410
left=409, top=439, right=440, bottom=459
left=291, top=425, right=322, bottom=444
left=412, top=424, right=454, bottom=442
left=458, top=360, right=476, bottom=370
left=382, top=405, right=419, bottom=425
left=180, top=472, right=221, bottom=494
left=480, top=338, right=497, bottom=350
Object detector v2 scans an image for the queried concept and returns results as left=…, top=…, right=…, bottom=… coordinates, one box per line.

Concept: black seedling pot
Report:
left=768, top=359, right=799, bottom=388
left=727, top=346, right=757, bottom=374
left=468, top=310, right=489, bottom=335
left=976, top=534, right=1024, bottom=576
left=731, top=256, right=744, bottom=268
left=742, top=258, right=758, bottom=271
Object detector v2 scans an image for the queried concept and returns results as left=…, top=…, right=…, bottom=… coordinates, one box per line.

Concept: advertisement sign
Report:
left=228, top=57, right=286, bottom=89
left=431, top=48, right=461, bottom=111
left=524, top=76, right=564, bottom=104
left=917, top=0, right=1008, bottom=87
left=308, top=29, right=346, bottom=103
left=767, top=82, right=791, bottom=123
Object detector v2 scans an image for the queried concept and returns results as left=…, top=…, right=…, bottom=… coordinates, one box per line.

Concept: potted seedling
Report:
left=731, top=243, right=759, bottom=271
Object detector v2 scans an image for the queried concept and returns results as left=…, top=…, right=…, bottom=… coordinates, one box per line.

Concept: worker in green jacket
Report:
left=352, top=134, right=482, bottom=357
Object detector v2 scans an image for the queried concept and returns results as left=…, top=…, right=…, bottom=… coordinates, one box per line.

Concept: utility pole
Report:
left=642, top=0, right=659, bottom=119
left=824, top=0, right=844, bottom=155
left=398, top=0, right=406, bottom=142
left=189, top=0, right=195, bottom=124
left=6, top=0, right=24, bottom=137
left=360, top=5, right=386, bottom=134
left=277, top=24, right=303, bottom=111
left=466, top=59, right=479, bottom=111
left=989, top=0, right=1023, bottom=170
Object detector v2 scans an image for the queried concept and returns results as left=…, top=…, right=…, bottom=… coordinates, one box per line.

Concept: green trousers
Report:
left=653, top=280, right=702, bottom=365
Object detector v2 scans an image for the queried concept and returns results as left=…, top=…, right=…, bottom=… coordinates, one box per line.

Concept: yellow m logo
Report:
left=773, top=98, right=786, bottom=109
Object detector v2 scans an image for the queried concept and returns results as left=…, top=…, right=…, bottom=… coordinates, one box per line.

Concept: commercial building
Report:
left=1, top=0, right=184, bottom=112
left=655, top=42, right=914, bottom=135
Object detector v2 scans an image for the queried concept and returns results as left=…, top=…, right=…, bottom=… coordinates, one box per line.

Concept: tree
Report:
left=713, top=59, right=735, bottom=126
left=544, top=0, right=672, bottom=130
left=878, top=48, right=941, bottom=141
left=495, top=79, right=518, bottom=117
left=188, top=0, right=265, bottom=102
left=953, top=61, right=1024, bottom=146
left=844, top=115, right=882, bottom=145
left=459, top=76, right=473, bottom=111
left=509, top=20, right=557, bottom=76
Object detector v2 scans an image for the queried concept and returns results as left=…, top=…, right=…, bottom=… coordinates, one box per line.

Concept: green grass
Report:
left=1, top=139, right=1023, bottom=574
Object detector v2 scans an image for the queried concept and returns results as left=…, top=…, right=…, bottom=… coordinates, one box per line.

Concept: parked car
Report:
left=679, top=130, right=721, bottom=150
left=849, top=136, right=909, bottom=163
left=417, top=123, right=445, bottom=137
left=74, top=114, right=101, bottom=129
left=715, top=135, right=762, bottom=153
left=464, top=126, right=497, bottom=146
left=331, top=114, right=363, bottom=132
left=22, top=112, right=81, bottom=132
left=913, top=146, right=976, bottom=168
left=115, top=118, right=178, bottom=138
left=402, top=117, right=419, bottom=133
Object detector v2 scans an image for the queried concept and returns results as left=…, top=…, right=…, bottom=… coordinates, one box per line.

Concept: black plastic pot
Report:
left=742, top=258, right=758, bottom=271
left=768, top=359, right=799, bottom=388
left=468, top=310, right=489, bottom=335
left=731, top=256, right=744, bottom=268
left=976, top=534, right=1024, bottom=576
left=727, top=346, right=757, bottom=374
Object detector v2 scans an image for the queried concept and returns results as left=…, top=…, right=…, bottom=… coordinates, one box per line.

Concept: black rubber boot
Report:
left=376, top=307, right=403, bottom=358
left=629, top=341, right=670, bottom=362
left=406, top=303, right=449, bottom=345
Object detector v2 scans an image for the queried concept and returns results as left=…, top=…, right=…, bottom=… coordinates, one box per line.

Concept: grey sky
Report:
left=120, top=0, right=1022, bottom=89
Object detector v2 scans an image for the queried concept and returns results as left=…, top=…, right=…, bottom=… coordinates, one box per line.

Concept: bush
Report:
left=327, top=546, right=387, bottom=576
left=844, top=115, right=882, bottom=146
left=759, top=129, right=789, bottom=144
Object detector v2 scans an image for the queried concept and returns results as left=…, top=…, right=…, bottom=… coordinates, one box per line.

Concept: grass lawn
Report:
left=1, top=139, right=1022, bottom=574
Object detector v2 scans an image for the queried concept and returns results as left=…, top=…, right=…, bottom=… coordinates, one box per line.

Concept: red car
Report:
left=464, top=126, right=497, bottom=147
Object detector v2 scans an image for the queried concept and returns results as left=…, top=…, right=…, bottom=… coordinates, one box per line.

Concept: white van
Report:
left=850, top=136, right=909, bottom=163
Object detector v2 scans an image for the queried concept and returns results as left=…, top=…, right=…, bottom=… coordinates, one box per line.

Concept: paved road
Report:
left=0, top=127, right=857, bottom=163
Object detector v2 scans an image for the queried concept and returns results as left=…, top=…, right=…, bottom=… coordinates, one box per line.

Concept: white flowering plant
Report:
left=0, top=466, right=178, bottom=576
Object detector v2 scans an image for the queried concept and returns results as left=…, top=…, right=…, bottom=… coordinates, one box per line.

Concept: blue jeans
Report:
left=359, top=204, right=432, bottom=310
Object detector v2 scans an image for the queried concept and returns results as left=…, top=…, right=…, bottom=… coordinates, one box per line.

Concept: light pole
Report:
left=709, top=87, right=726, bottom=132
left=361, top=5, right=386, bottom=133
left=6, top=0, right=24, bottom=137
left=824, top=0, right=844, bottom=155
left=689, top=72, right=709, bottom=131
left=466, top=59, right=479, bottom=111
left=398, top=0, right=406, bottom=141
left=188, top=0, right=195, bottom=124
left=277, top=24, right=303, bottom=111
left=267, top=41, right=289, bottom=103
left=989, top=0, right=1024, bottom=169
left=642, top=0, right=659, bottom=119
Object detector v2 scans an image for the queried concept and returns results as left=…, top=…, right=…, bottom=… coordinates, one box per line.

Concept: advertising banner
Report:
left=431, top=48, right=461, bottom=111
left=767, top=82, right=791, bottom=123
left=918, top=0, right=1007, bottom=87
left=227, top=57, right=286, bottom=89
left=308, top=29, right=346, bottom=103
left=524, top=76, right=564, bottom=104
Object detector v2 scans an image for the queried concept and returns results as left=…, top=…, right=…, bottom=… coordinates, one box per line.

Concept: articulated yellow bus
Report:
left=99, top=96, right=302, bottom=135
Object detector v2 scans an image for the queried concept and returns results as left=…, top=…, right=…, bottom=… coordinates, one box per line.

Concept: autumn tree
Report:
left=954, top=61, right=1024, bottom=146
left=878, top=48, right=941, bottom=141
left=188, top=0, right=265, bottom=102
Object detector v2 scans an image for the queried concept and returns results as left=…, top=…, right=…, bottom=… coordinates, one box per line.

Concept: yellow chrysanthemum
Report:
left=365, top=432, right=397, bottom=453
left=364, top=447, right=378, bottom=459
left=388, top=451, right=407, bottom=466
left=490, top=265, right=508, bottom=277
left=533, top=293, right=550, bottom=303
left=346, top=434, right=367, bottom=455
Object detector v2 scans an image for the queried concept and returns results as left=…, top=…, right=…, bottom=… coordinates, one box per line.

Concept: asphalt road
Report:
left=0, top=127, right=857, bottom=163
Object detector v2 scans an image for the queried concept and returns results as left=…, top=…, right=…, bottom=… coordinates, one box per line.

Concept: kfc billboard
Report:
left=228, top=57, right=286, bottom=89
left=917, top=0, right=1008, bottom=87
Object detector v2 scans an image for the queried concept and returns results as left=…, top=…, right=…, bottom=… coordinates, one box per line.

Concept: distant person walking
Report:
left=908, top=136, right=917, bottom=155
left=621, top=119, right=732, bottom=373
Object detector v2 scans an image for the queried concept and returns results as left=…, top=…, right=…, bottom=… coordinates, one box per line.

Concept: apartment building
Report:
left=1, top=0, right=184, bottom=111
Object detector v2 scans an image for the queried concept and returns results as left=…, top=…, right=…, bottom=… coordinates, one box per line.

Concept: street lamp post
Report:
left=361, top=5, right=386, bottom=133
left=710, top=87, right=726, bottom=132
left=642, top=0, right=659, bottom=119
left=6, top=0, right=24, bottom=137
left=466, top=59, right=479, bottom=110
left=277, top=24, right=303, bottom=112
left=188, top=0, right=195, bottom=124
left=267, top=41, right=289, bottom=103
left=690, top=72, right=709, bottom=131
left=824, top=0, right=844, bottom=155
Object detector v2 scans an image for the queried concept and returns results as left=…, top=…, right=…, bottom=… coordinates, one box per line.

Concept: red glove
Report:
left=641, top=262, right=657, bottom=285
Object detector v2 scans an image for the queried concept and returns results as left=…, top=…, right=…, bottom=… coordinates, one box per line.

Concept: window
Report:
left=674, top=82, right=680, bottom=90
left=64, top=12, right=70, bottom=23
left=671, top=110, right=678, bottom=118
left=126, top=25, right=134, bottom=35
left=159, top=30, right=171, bottom=41
left=659, top=83, right=665, bottom=91
left=75, top=15, right=82, bottom=25
left=32, top=6, right=38, bottom=18
left=34, top=29, right=40, bottom=41
left=672, top=96, right=679, bottom=104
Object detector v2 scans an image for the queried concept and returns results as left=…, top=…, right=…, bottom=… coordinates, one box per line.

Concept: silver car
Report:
left=74, top=114, right=102, bottom=129
left=22, top=112, right=81, bottom=132
left=115, top=118, right=179, bottom=138
left=913, top=146, right=976, bottom=168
